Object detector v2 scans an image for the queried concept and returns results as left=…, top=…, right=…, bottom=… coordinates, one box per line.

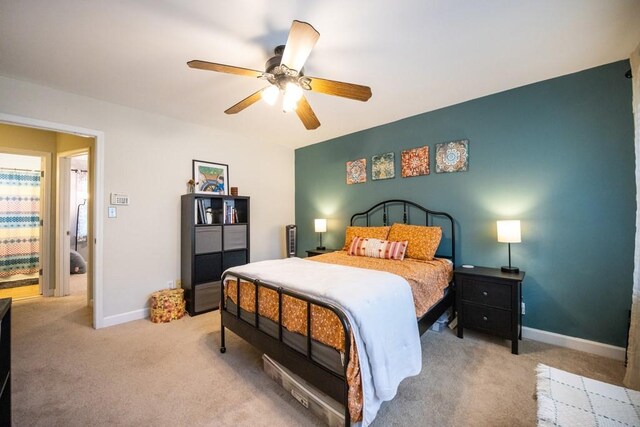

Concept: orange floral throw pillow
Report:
left=348, top=237, right=408, bottom=260
left=387, top=223, right=442, bottom=261
left=342, top=226, right=391, bottom=250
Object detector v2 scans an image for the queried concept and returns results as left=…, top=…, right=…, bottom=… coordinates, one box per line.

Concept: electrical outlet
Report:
left=175, top=280, right=181, bottom=289
left=167, top=280, right=174, bottom=289
left=522, top=301, right=526, bottom=315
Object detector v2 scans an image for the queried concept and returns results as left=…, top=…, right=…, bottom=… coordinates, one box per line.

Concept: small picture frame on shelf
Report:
left=192, top=160, right=229, bottom=195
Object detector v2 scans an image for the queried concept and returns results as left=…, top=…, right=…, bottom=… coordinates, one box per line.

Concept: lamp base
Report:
left=316, top=246, right=326, bottom=250
left=501, top=266, right=520, bottom=274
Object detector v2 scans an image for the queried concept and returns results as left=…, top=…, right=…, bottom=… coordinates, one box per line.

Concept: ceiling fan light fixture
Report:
left=282, top=82, right=304, bottom=112
left=282, top=94, right=298, bottom=113
left=284, top=82, right=303, bottom=102
left=261, top=85, right=279, bottom=105
left=188, top=20, right=371, bottom=130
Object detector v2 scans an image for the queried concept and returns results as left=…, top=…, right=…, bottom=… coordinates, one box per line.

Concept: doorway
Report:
left=70, top=153, right=89, bottom=296
left=0, top=152, right=47, bottom=300
left=0, top=113, right=104, bottom=328
left=57, top=150, right=92, bottom=301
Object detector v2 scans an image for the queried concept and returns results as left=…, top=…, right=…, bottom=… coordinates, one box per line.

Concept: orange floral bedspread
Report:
left=222, top=253, right=452, bottom=422
left=309, top=251, right=453, bottom=317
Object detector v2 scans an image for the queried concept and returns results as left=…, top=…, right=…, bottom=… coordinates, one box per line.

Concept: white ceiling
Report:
left=1, top=0, right=639, bottom=149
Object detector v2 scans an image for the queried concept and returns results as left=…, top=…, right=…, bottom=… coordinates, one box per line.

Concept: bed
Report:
left=219, top=199, right=456, bottom=426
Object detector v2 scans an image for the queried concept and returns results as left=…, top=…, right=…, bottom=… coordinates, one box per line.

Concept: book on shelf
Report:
left=195, top=200, right=202, bottom=224
left=199, top=200, right=205, bottom=224
left=222, top=202, right=226, bottom=224
left=222, top=202, right=239, bottom=224
left=195, top=199, right=210, bottom=224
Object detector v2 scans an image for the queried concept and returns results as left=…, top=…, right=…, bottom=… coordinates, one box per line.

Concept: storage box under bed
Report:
left=262, top=354, right=345, bottom=427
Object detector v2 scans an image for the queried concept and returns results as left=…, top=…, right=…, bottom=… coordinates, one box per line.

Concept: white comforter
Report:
left=225, top=257, right=422, bottom=426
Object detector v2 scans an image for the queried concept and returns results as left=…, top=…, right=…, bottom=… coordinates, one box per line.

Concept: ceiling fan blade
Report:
left=307, top=77, right=372, bottom=102
left=224, top=89, right=265, bottom=114
left=281, top=20, right=320, bottom=72
left=295, top=96, right=320, bottom=130
left=187, top=60, right=263, bottom=78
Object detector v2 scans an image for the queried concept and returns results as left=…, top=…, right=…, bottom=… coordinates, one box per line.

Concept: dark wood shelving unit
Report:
left=181, top=194, right=250, bottom=316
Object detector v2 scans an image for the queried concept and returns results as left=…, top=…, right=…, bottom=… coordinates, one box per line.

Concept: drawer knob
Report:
left=482, top=316, right=488, bottom=321
left=482, top=291, right=488, bottom=296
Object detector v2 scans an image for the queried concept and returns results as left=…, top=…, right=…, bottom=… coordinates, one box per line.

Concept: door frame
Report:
left=57, top=149, right=91, bottom=300
left=0, top=147, right=51, bottom=297
left=56, top=155, right=72, bottom=297
left=0, top=112, right=105, bottom=329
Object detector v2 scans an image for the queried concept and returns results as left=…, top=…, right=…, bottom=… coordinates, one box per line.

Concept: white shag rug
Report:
left=536, top=363, right=640, bottom=426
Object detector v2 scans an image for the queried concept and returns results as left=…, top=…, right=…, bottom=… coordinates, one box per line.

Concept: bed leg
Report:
left=220, top=323, right=226, bottom=353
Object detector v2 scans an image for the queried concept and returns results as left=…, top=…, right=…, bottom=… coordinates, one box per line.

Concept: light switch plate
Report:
left=108, top=206, right=117, bottom=218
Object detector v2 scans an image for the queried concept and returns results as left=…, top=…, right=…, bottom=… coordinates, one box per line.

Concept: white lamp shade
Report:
left=497, top=220, right=521, bottom=243
left=314, top=218, right=327, bottom=233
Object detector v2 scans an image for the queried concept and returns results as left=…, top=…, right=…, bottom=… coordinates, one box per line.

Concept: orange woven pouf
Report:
left=150, top=289, right=185, bottom=323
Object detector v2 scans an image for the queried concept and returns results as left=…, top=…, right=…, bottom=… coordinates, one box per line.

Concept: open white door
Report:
left=56, top=156, right=71, bottom=296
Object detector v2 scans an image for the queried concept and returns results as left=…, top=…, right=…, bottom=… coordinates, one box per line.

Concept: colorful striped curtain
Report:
left=0, top=169, right=40, bottom=278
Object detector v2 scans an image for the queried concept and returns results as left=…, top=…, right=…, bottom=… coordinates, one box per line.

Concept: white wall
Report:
left=0, top=75, right=295, bottom=319
left=0, top=152, right=41, bottom=169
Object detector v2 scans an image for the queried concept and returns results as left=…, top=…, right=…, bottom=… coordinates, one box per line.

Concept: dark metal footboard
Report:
left=220, top=271, right=353, bottom=426
left=219, top=199, right=457, bottom=426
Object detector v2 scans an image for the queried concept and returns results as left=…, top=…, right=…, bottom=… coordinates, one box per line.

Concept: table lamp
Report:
left=497, top=220, right=521, bottom=273
left=314, top=218, right=327, bottom=250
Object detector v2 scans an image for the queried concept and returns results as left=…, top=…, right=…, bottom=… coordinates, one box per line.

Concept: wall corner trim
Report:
left=522, top=326, right=626, bottom=361
left=101, top=308, right=149, bottom=328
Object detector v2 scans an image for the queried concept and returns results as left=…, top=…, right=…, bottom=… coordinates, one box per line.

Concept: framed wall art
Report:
left=346, top=158, right=367, bottom=184
left=371, top=152, right=395, bottom=180
left=401, top=145, right=430, bottom=178
left=436, top=139, right=469, bottom=173
left=192, top=160, right=229, bottom=195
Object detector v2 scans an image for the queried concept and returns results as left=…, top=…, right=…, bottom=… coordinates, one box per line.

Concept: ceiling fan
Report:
left=187, top=20, right=372, bottom=130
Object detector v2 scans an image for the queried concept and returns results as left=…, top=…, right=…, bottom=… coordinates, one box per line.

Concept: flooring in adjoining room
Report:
left=69, top=272, right=87, bottom=295
left=10, top=294, right=625, bottom=426
left=0, top=284, right=39, bottom=301
left=0, top=273, right=40, bottom=300
left=0, top=268, right=88, bottom=301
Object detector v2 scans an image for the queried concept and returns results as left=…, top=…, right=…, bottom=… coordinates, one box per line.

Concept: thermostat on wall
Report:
left=110, top=193, right=129, bottom=205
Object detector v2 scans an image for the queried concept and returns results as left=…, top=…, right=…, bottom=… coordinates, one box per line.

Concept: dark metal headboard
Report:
left=350, top=199, right=456, bottom=266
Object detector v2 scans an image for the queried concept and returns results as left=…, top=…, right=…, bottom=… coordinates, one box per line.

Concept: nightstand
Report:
left=455, top=266, right=525, bottom=354
left=305, top=248, right=338, bottom=257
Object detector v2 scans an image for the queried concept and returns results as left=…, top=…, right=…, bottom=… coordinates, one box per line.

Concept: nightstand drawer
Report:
left=460, top=277, right=511, bottom=309
left=462, top=303, right=511, bottom=337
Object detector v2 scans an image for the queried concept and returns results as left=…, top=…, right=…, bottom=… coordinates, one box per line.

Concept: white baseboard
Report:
left=101, top=307, right=149, bottom=328
left=522, top=326, right=626, bottom=361
left=96, top=310, right=626, bottom=360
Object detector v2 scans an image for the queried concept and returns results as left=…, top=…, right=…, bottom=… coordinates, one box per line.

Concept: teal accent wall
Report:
left=295, top=60, right=635, bottom=347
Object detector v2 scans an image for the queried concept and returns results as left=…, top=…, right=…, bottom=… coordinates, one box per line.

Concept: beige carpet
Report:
left=69, top=272, right=87, bottom=295
left=10, top=293, right=625, bottom=426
